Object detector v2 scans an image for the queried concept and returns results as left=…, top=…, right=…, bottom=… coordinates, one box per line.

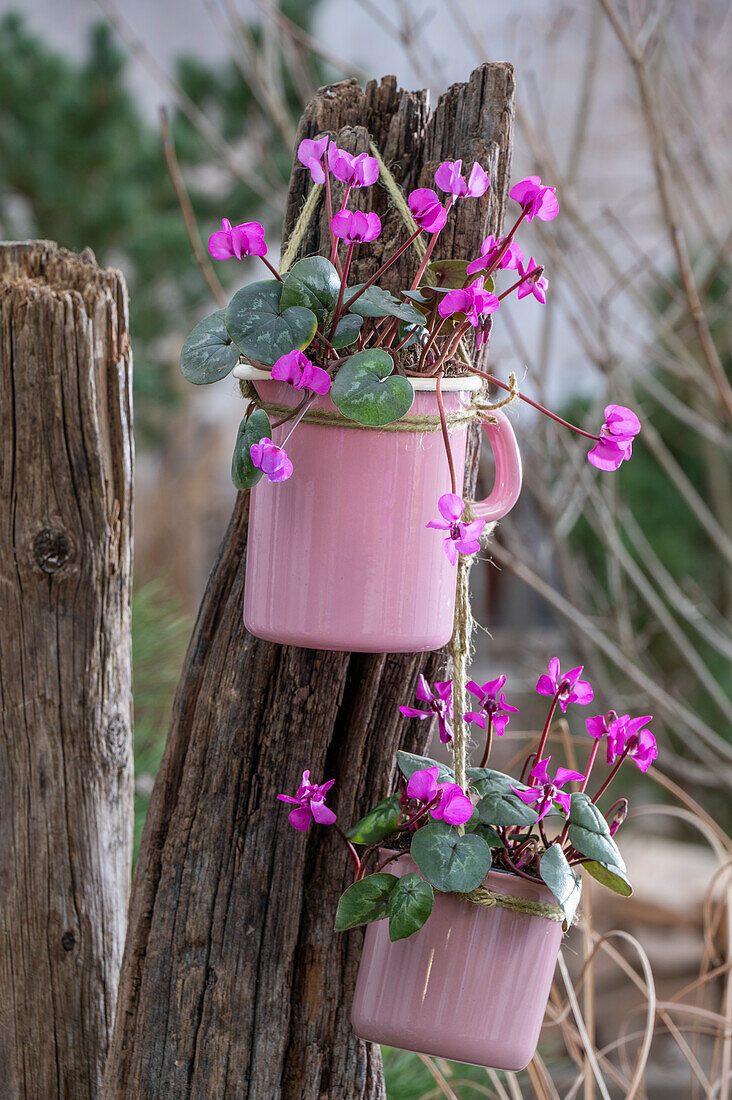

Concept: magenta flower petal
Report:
left=208, top=217, right=267, bottom=261
left=585, top=715, right=608, bottom=739
left=515, top=787, right=540, bottom=806
left=510, top=175, right=558, bottom=222
left=287, top=806, right=313, bottom=831
left=531, top=756, right=552, bottom=785
left=298, top=136, right=329, bottom=184
left=554, top=767, right=585, bottom=787
left=438, top=493, right=465, bottom=522
left=443, top=537, right=459, bottom=566
left=250, top=439, right=293, bottom=483
left=407, top=766, right=439, bottom=803
left=553, top=791, right=571, bottom=816
left=436, top=784, right=474, bottom=825
left=310, top=800, right=337, bottom=826
left=408, top=188, right=448, bottom=233
left=416, top=674, right=433, bottom=702
left=536, top=674, right=556, bottom=698
left=467, top=162, right=490, bottom=197
left=398, top=706, right=430, bottom=720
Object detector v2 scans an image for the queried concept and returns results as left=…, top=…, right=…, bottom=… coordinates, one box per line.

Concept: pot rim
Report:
left=233, top=362, right=483, bottom=393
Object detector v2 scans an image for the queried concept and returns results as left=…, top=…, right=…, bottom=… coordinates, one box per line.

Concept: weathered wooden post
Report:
left=0, top=242, right=134, bottom=1099
left=105, top=66, right=514, bottom=1099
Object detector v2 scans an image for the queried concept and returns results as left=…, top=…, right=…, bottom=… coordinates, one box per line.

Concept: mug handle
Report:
left=472, top=409, right=523, bottom=521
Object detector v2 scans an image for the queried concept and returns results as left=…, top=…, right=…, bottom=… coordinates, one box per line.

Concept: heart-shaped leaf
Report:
left=470, top=823, right=505, bottom=847
left=411, top=822, right=492, bottom=893
left=582, top=860, right=633, bottom=897
left=539, top=844, right=582, bottom=930
left=331, top=350, right=414, bottom=426
left=397, top=320, right=427, bottom=349
left=334, top=873, right=398, bottom=931
left=568, top=793, right=626, bottom=870
left=346, top=284, right=426, bottom=325
left=280, top=256, right=341, bottom=320
left=226, top=279, right=317, bottom=366
left=388, top=873, right=434, bottom=941
left=231, top=409, right=272, bottom=490
left=468, top=768, right=539, bottom=827
left=180, top=309, right=240, bottom=384
left=397, top=750, right=454, bottom=784
left=330, top=313, right=363, bottom=349
left=347, top=793, right=402, bottom=845
left=425, top=260, right=494, bottom=293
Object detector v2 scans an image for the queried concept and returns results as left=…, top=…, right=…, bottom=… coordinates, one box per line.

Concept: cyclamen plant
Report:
left=278, top=659, right=656, bottom=941
left=179, top=137, right=641, bottom=564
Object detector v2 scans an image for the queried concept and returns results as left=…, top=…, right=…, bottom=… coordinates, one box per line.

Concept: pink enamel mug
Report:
left=235, top=366, right=522, bottom=652
left=351, top=855, right=564, bottom=1070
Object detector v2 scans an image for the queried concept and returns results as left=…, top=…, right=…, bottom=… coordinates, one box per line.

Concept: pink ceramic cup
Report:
left=351, top=855, right=564, bottom=1070
left=235, top=366, right=522, bottom=653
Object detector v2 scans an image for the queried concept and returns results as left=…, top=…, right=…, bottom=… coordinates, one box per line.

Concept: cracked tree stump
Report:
left=0, top=241, right=134, bottom=1099
left=104, top=65, right=514, bottom=1100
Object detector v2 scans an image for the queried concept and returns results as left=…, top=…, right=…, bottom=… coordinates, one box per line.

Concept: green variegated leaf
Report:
left=568, top=793, right=626, bottom=870
left=225, top=279, right=317, bottom=365
left=388, top=874, right=434, bottom=941
left=180, top=309, right=240, bottom=384
left=582, top=860, right=633, bottom=897
left=411, top=822, right=492, bottom=893
left=540, top=844, right=582, bottom=930
left=331, top=349, right=414, bottom=426
left=468, top=768, right=538, bottom=827
left=230, top=409, right=272, bottom=490
left=347, top=793, right=402, bottom=845
left=396, top=751, right=454, bottom=784
left=346, top=284, right=426, bottom=324
left=334, top=873, right=398, bottom=931
left=280, top=256, right=341, bottom=320
left=330, top=313, right=363, bottom=349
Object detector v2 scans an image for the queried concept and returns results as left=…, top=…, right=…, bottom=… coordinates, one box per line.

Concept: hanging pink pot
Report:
left=351, top=854, right=564, bottom=1070
left=234, top=366, right=522, bottom=653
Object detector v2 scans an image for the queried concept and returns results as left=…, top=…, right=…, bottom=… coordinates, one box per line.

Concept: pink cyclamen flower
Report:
left=438, top=277, right=500, bottom=327
left=435, top=159, right=490, bottom=199
left=536, top=657, right=594, bottom=712
left=327, top=144, right=379, bottom=187
left=509, top=175, right=559, bottom=222
left=587, top=712, right=656, bottom=772
left=466, top=234, right=524, bottom=277
left=426, top=493, right=487, bottom=566
left=516, top=257, right=548, bottom=304
left=297, top=135, right=330, bottom=184
left=278, top=769, right=336, bottom=831
left=249, top=438, right=293, bottom=483
left=587, top=404, right=641, bottom=472
left=399, top=675, right=454, bottom=743
left=406, top=767, right=473, bottom=826
left=272, top=349, right=331, bottom=395
left=331, top=209, right=381, bottom=243
left=408, top=188, right=449, bottom=233
left=208, top=217, right=266, bottom=260
left=513, top=757, right=584, bottom=820
left=464, top=675, right=519, bottom=735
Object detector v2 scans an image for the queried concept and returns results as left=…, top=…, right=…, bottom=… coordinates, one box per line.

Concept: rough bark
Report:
left=104, top=65, right=515, bottom=1100
left=0, top=241, right=134, bottom=1099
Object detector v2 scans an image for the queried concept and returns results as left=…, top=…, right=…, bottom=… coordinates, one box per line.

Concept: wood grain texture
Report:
left=104, top=65, right=514, bottom=1100
left=0, top=241, right=134, bottom=1099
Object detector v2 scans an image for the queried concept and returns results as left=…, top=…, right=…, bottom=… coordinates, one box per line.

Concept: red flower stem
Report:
left=417, top=299, right=444, bottom=369
left=579, top=740, right=600, bottom=794
left=409, top=228, right=441, bottom=290
left=329, top=184, right=352, bottom=263
left=334, top=825, right=361, bottom=877
left=324, top=169, right=343, bottom=277
left=464, top=365, right=600, bottom=443
left=501, top=844, right=543, bottom=884
left=372, top=850, right=407, bottom=876
left=341, top=228, right=423, bottom=312
left=497, top=266, right=543, bottom=302
left=435, top=370, right=458, bottom=495
left=328, top=240, right=355, bottom=337
left=260, top=256, right=284, bottom=282
left=427, top=321, right=471, bottom=376
left=481, top=211, right=526, bottom=280
left=479, top=714, right=494, bottom=769
left=530, top=692, right=561, bottom=782
left=590, top=736, right=639, bottom=803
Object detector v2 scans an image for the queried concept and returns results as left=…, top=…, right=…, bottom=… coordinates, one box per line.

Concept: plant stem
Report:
left=324, top=166, right=343, bottom=277
left=579, top=740, right=600, bottom=794
left=591, top=736, right=638, bottom=803
left=328, top=240, right=355, bottom=337
left=409, top=228, right=441, bottom=290
left=465, top=365, right=600, bottom=443
left=530, top=692, right=561, bottom=781
left=435, top=370, right=458, bottom=495
left=334, top=825, right=361, bottom=877
left=261, top=256, right=284, bottom=282
left=341, top=228, right=422, bottom=312
left=479, top=714, right=494, bottom=769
